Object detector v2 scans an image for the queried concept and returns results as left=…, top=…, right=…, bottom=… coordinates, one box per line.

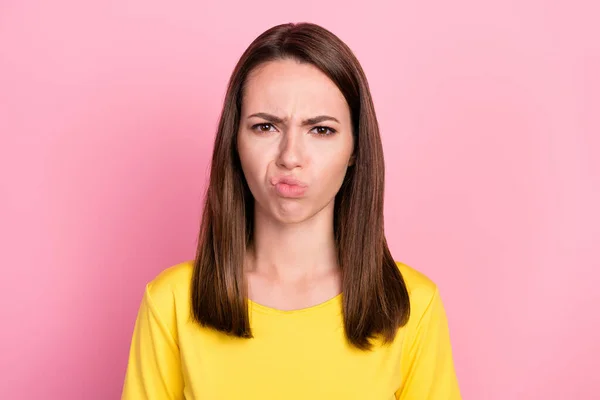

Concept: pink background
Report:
left=1, top=0, right=598, bottom=398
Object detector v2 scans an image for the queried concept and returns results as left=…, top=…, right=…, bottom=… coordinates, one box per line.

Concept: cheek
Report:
left=315, top=150, right=351, bottom=186
left=238, top=140, right=266, bottom=185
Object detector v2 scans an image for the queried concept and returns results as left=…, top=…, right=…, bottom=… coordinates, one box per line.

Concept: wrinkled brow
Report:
left=247, top=112, right=340, bottom=126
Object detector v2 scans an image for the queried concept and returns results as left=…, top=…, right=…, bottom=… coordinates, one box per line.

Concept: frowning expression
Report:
left=237, top=58, right=355, bottom=223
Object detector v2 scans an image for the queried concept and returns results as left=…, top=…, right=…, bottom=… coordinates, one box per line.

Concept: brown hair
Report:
left=191, top=22, right=410, bottom=350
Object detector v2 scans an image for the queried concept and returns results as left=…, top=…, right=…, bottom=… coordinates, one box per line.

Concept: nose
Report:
left=276, top=128, right=305, bottom=170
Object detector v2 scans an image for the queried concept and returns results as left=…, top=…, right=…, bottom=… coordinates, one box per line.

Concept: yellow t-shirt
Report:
left=122, top=260, right=461, bottom=399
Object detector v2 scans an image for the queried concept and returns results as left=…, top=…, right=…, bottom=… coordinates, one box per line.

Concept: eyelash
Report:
left=251, top=123, right=337, bottom=136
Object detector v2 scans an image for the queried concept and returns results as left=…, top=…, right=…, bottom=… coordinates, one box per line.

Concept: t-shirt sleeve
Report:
left=396, top=287, right=461, bottom=399
left=121, top=284, right=184, bottom=399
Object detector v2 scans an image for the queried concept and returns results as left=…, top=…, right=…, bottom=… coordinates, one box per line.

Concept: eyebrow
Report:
left=247, top=112, right=340, bottom=126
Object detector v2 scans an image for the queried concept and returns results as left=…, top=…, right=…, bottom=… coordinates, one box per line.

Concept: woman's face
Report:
left=237, top=58, right=354, bottom=224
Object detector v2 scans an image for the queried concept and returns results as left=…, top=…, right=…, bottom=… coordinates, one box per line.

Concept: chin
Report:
left=268, top=202, right=316, bottom=225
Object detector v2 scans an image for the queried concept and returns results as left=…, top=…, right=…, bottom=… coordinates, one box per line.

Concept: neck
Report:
left=245, top=202, right=339, bottom=283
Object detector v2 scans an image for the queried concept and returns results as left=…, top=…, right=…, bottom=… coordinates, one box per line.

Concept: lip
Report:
left=270, top=175, right=308, bottom=198
left=270, top=175, right=308, bottom=187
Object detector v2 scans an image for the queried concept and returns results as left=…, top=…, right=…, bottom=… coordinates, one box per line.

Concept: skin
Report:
left=236, top=58, right=355, bottom=310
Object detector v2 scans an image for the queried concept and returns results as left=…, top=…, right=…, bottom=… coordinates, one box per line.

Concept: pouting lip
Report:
left=270, top=175, right=308, bottom=187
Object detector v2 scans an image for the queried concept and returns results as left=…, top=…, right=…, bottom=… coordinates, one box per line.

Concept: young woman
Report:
left=122, top=22, right=461, bottom=399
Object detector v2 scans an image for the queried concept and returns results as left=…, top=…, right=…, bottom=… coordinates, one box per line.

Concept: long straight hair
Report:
left=191, top=22, right=410, bottom=350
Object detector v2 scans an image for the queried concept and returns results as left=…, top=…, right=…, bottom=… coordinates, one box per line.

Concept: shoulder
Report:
left=395, top=260, right=438, bottom=296
left=145, top=259, right=194, bottom=309
left=394, top=260, right=439, bottom=317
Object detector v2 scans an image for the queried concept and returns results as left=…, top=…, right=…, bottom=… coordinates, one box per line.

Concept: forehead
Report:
left=241, top=59, right=349, bottom=118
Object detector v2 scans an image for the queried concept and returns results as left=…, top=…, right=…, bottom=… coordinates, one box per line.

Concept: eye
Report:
left=252, top=123, right=276, bottom=133
left=311, top=126, right=337, bottom=136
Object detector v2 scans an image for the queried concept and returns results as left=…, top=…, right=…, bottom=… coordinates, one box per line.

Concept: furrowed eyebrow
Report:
left=247, top=112, right=285, bottom=124
left=303, top=115, right=340, bottom=125
left=247, top=112, right=340, bottom=126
